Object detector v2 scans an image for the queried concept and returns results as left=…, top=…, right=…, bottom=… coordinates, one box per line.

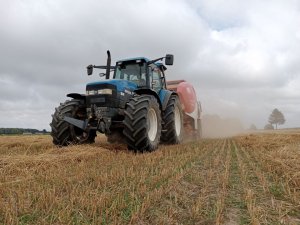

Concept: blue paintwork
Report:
left=86, top=79, right=138, bottom=92
left=158, top=89, right=171, bottom=104
left=87, top=57, right=171, bottom=106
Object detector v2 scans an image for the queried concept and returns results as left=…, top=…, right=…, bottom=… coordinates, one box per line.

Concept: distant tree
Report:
left=0, top=128, right=42, bottom=135
left=264, top=123, right=274, bottom=130
left=268, top=108, right=285, bottom=129
left=249, top=124, right=257, bottom=130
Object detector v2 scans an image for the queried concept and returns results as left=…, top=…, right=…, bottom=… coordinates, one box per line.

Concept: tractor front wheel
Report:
left=50, top=99, right=96, bottom=146
left=123, top=95, right=161, bottom=152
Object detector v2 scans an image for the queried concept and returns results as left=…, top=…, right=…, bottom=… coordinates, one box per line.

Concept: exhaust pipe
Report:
left=105, top=50, right=111, bottom=79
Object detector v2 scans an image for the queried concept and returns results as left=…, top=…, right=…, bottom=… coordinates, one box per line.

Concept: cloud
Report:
left=0, top=0, right=300, bottom=130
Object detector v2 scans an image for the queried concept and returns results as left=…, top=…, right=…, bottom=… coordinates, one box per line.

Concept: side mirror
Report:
left=165, top=54, right=174, bottom=65
left=87, top=65, right=93, bottom=75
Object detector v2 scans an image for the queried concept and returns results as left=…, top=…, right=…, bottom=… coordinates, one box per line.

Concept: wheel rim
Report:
left=174, top=105, right=181, bottom=136
left=148, top=108, right=158, bottom=142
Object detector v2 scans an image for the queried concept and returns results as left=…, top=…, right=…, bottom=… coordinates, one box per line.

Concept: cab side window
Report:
left=150, top=66, right=162, bottom=92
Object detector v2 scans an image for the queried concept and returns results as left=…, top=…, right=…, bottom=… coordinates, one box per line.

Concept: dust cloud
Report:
left=202, top=114, right=244, bottom=138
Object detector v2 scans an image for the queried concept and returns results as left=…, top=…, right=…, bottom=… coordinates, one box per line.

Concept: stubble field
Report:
left=0, top=131, right=300, bottom=224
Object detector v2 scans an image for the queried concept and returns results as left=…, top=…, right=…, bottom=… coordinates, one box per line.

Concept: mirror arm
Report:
left=147, top=57, right=165, bottom=65
left=92, top=65, right=116, bottom=69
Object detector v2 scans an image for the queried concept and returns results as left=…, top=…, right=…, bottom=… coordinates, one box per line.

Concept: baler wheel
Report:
left=197, top=119, right=202, bottom=140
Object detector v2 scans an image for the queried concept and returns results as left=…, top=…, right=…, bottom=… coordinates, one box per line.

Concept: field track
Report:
left=1, top=131, right=300, bottom=224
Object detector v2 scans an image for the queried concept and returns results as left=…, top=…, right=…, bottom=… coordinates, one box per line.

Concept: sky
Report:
left=0, top=0, right=300, bottom=130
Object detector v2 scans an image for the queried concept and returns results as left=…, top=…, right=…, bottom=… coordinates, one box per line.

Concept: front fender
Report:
left=67, top=93, right=86, bottom=100
left=66, top=93, right=86, bottom=105
left=134, top=89, right=162, bottom=109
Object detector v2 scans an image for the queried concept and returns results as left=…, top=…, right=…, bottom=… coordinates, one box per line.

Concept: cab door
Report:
left=148, top=64, right=163, bottom=93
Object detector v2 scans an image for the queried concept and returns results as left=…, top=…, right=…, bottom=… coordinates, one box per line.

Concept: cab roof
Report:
left=116, top=57, right=166, bottom=69
left=116, top=57, right=150, bottom=63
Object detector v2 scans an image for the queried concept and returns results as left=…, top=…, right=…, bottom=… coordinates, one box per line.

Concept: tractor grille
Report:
left=86, top=83, right=124, bottom=108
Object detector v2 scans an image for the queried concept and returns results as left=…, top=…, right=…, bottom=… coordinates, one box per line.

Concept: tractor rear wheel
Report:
left=50, top=99, right=96, bottom=146
left=161, top=95, right=184, bottom=144
left=123, top=95, right=161, bottom=152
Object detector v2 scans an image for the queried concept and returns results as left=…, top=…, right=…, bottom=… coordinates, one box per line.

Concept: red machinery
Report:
left=167, top=80, right=202, bottom=139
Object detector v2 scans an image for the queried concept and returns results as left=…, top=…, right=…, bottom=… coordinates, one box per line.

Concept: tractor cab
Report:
left=114, top=58, right=148, bottom=88
left=114, top=57, right=169, bottom=93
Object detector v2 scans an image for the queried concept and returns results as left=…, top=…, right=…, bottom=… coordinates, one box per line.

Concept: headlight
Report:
left=86, top=90, right=96, bottom=95
left=98, top=89, right=112, bottom=95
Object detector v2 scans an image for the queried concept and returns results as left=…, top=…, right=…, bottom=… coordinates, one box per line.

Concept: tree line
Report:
left=0, top=128, right=48, bottom=134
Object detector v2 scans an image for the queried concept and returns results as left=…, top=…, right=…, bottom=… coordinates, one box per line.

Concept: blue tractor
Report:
left=50, top=51, right=184, bottom=151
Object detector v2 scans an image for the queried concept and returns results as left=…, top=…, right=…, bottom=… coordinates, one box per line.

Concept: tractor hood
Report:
left=86, top=79, right=138, bottom=93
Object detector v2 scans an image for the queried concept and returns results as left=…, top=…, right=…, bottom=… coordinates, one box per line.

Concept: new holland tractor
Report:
left=50, top=51, right=202, bottom=151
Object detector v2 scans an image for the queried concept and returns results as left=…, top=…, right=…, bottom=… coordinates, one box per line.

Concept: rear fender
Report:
left=160, top=90, right=178, bottom=111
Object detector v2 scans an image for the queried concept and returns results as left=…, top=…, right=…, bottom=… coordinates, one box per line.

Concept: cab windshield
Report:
left=115, top=62, right=147, bottom=87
